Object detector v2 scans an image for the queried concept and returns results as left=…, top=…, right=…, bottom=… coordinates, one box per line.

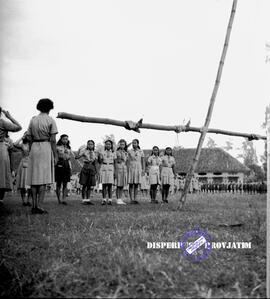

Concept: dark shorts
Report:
left=55, top=159, right=71, bottom=183
left=79, top=163, right=96, bottom=187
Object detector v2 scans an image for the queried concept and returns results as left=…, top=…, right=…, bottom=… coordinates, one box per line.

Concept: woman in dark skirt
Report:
left=55, top=134, right=71, bottom=205
left=75, top=140, right=97, bottom=205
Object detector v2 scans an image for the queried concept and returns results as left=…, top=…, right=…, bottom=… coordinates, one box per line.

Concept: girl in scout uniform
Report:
left=55, top=134, right=72, bottom=205
left=160, top=147, right=176, bottom=203
left=147, top=146, right=162, bottom=203
left=115, top=139, right=128, bottom=205
left=99, top=139, right=116, bottom=205
left=75, top=140, right=97, bottom=205
left=14, top=132, right=32, bottom=206
left=127, top=139, right=145, bottom=204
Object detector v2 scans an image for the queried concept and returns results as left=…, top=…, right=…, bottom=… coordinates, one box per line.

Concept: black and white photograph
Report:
left=0, top=0, right=269, bottom=297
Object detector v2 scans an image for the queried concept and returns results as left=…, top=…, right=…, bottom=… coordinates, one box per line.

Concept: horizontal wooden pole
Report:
left=57, top=112, right=266, bottom=141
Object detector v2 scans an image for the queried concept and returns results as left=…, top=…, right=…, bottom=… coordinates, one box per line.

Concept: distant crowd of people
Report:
left=0, top=98, right=267, bottom=215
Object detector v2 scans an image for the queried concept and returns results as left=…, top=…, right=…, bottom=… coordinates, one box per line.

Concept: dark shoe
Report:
left=31, top=207, right=48, bottom=214
left=107, top=201, right=112, bottom=206
left=101, top=201, right=106, bottom=205
left=26, top=202, right=32, bottom=207
left=22, top=202, right=28, bottom=207
left=130, top=200, right=139, bottom=204
left=154, top=200, right=159, bottom=204
left=61, top=201, right=67, bottom=205
left=37, top=208, right=48, bottom=214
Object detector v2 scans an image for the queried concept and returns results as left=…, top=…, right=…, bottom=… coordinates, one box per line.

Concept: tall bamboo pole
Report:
left=178, top=0, right=238, bottom=209
left=57, top=112, right=266, bottom=141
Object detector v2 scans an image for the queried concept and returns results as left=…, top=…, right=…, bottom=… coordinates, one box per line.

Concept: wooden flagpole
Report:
left=57, top=112, right=266, bottom=141
left=178, top=0, right=238, bottom=209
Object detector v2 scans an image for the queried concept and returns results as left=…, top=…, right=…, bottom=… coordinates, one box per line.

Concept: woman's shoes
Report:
left=31, top=207, right=48, bottom=214
left=130, top=200, right=139, bottom=204
left=82, top=199, right=94, bottom=205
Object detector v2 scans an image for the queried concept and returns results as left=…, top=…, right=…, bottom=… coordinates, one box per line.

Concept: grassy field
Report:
left=0, top=191, right=266, bottom=298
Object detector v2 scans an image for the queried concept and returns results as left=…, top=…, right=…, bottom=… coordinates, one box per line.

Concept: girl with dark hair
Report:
left=75, top=140, right=97, bottom=205
left=115, top=139, right=128, bottom=205
left=14, top=132, right=32, bottom=206
left=0, top=109, right=22, bottom=204
left=127, top=139, right=145, bottom=204
left=99, top=139, right=116, bottom=205
left=26, top=98, right=58, bottom=214
left=55, top=134, right=72, bottom=205
left=160, top=147, right=176, bottom=203
left=147, top=146, right=162, bottom=203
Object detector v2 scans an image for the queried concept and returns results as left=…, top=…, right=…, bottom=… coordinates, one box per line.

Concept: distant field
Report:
left=0, top=192, right=266, bottom=298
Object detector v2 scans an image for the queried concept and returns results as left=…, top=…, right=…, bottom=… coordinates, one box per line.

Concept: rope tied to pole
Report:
left=247, top=134, right=260, bottom=141
left=124, top=118, right=143, bottom=133
left=174, top=125, right=184, bottom=133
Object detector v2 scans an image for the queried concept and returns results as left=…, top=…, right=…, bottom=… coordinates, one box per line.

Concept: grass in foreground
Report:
left=0, top=192, right=266, bottom=298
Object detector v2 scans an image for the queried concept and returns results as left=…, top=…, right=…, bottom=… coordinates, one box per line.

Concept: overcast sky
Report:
left=0, top=0, right=269, bottom=161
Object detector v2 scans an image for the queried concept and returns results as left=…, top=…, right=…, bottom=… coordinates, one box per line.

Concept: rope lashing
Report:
left=248, top=134, right=260, bottom=141
left=124, top=118, right=143, bottom=133
left=174, top=125, right=184, bottom=133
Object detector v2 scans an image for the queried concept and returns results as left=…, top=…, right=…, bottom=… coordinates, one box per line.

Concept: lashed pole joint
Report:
left=124, top=119, right=143, bottom=133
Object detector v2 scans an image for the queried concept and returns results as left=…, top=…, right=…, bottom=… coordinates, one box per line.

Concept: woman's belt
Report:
left=32, top=139, right=50, bottom=142
left=103, top=162, right=114, bottom=165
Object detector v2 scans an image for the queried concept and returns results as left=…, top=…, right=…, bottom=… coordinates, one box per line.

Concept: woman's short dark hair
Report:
left=57, top=134, right=71, bottom=149
left=117, top=139, right=128, bottom=151
left=151, top=146, right=159, bottom=156
left=36, top=98, right=54, bottom=113
left=0, top=107, right=2, bottom=115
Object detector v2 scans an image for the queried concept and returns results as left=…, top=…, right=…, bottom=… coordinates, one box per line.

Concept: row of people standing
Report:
left=74, top=140, right=177, bottom=205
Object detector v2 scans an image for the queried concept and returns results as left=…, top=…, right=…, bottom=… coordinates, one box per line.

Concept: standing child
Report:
left=99, top=139, right=116, bottom=205
left=14, top=132, right=32, bottom=206
left=75, top=140, right=97, bottom=205
left=115, top=139, right=128, bottom=205
left=160, top=147, right=176, bottom=203
left=127, top=139, right=145, bottom=204
left=55, top=134, right=72, bottom=205
left=148, top=146, right=162, bottom=203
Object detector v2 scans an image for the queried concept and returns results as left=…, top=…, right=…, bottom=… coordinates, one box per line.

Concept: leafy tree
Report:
left=238, top=139, right=258, bottom=166
left=206, top=137, right=217, bottom=148
left=222, top=140, right=234, bottom=152
left=239, top=139, right=265, bottom=182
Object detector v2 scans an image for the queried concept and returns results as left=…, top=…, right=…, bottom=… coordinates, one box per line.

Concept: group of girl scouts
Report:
left=0, top=98, right=177, bottom=214
left=74, top=138, right=177, bottom=206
